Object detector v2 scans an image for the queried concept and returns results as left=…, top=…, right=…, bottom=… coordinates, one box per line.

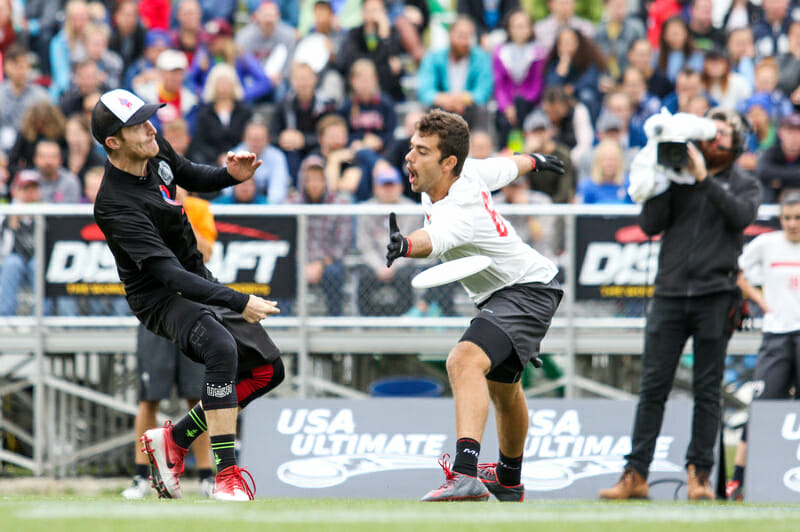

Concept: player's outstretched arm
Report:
left=225, top=151, right=263, bottom=182
left=512, top=153, right=566, bottom=177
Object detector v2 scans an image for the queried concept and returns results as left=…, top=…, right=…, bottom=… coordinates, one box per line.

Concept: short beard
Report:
left=698, top=141, right=736, bottom=170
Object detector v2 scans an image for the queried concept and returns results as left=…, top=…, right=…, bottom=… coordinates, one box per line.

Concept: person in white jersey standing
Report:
left=725, top=192, right=800, bottom=501
left=385, top=109, right=566, bottom=502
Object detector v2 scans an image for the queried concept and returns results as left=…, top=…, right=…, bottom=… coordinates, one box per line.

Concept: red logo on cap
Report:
left=119, top=98, right=133, bottom=109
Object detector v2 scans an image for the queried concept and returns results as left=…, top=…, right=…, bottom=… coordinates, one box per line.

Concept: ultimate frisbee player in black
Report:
left=91, top=89, right=284, bottom=501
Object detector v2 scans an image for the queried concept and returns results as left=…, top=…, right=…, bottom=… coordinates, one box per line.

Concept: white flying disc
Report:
left=411, top=255, right=493, bottom=289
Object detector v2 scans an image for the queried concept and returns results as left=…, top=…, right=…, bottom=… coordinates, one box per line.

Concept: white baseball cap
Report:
left=91, top=89, right=165, bottom=144
left=156, top=49, right=188, bottom=71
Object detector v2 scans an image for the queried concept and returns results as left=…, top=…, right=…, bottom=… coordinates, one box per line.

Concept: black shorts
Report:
left=459, top=279, right=563, bottom=383
left=136, top=295, right=281, bottom=377
left=136, top=324, right=205, bottom=401
left=752, top=331, right=800, bottom=400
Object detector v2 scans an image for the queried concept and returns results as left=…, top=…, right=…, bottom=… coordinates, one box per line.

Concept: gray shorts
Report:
left=136, top=323, right=205, bottom=401
left=460, top=278, right=563, bottom=383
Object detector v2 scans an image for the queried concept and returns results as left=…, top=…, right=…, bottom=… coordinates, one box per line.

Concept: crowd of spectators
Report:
left=0, top=0, right=797, bottom=317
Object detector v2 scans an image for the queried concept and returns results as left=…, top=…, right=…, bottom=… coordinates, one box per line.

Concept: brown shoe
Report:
left=686, top=464, right=715, bottom=501
left=599, top=468, right=649, bottom=500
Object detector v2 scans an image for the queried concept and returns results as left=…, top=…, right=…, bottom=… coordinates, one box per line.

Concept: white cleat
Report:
left=212, top=465, right=255, bottom=501
left=141, top=421, right=186, bottom=499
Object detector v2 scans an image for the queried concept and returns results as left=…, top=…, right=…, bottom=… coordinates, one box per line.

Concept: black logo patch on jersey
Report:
left=158, top=160, right=174, bottom=185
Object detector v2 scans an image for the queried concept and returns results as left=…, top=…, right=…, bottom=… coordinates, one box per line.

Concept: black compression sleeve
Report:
left=143, top=256, right=249, bottom=312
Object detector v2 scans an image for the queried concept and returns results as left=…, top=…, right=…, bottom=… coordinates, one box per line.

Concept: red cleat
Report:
left=213, top=465, right=256, bottom=501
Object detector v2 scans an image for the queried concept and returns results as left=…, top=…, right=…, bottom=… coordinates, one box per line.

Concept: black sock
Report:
left=497, top=451, right=523, bottom=486
left=172, top=404, right=208, bottom=449
left=134, top=464, right=149, bottom=479
left=733, top=465, right=745, bottom=483
left=453, top=437, right=480, bottom=477
left=210, top=434, right=237, bottom=471
left=199, top=468, right=213, bottom=481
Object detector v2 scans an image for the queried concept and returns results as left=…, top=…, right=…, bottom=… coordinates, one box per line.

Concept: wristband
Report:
left=404, top=237, right=412, bottom=257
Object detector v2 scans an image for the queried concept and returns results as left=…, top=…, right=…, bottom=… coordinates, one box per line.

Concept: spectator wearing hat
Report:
left=756, top=113, right=800, bottom=203
left=125, top=28, right=173, bottom=91
left=109, top=0, right=146, bottom=72
left=522, top=109, right=575, bottom=203
left=136, top=49, right=199, bottom=132
left=0, top=45, right=50, bottom=153
left=355, top=162, right=417, bottom=316
left=285, top=154, right=353, bottom=316
left=739, top=93, right=777, bottom=172
left=236, top=1, right=297, bottom=92
left=0, top=171, right=41, bottom=315
left=187, top=18, right=274, bottom=103
left=701, top=47, right=752, bottom=110
left=171, top=0, right=204, bottom=66
left=188, top=63, right=253, bottom=166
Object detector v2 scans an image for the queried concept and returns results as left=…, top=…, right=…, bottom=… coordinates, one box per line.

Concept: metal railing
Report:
left=0, top=203, right=777, bottom=475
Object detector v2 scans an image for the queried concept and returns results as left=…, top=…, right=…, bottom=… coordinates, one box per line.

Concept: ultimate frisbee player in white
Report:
left=386, top=109, right=566, bottom=501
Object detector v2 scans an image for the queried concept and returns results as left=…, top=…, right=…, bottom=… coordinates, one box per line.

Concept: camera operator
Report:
left=599, top=108, right=762, bottom=501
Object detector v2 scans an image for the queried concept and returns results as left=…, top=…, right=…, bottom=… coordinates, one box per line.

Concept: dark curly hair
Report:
left=415, top=109, right=470, bottom=176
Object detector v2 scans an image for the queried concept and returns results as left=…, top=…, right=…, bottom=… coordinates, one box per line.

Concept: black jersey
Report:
left=94, top=134, right=246, bottom=315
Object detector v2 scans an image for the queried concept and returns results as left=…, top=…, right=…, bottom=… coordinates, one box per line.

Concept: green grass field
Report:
left=3, top=496, right=800, bottom=532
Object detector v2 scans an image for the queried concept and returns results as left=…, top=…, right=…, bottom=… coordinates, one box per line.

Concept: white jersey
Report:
left=421, top=157, right=559, bottom=304
left=739, top=230, right=800, bottom=333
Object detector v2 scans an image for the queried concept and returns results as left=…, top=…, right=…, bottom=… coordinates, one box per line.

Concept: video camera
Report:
left=644, top=110, right=718, bottom=170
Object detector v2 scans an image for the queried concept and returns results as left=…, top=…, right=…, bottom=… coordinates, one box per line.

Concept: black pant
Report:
left=626, top=292, right=734, bottom=478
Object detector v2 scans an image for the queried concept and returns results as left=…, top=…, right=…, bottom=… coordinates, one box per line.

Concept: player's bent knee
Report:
left=190, top=314, right=239, bottom=410
left=446, top=342, right=491, bottom=375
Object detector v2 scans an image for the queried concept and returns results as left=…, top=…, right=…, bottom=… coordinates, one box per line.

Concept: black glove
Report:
left=386, top=212, right=409, bottom=268
left=527, top=152, right=566, bottom=175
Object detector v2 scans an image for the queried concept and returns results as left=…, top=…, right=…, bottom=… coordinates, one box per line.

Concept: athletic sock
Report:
left=210, top=434, right=237, bottom=471
left=199, top=468, right=213, bottom=481
left=496, top=451, right=523, bottom=486
left=172, top=404, right=208, bottom=449
left=453, top=437, right=480, bottom=477
left=134, top=464, right=149, bottom=479
left=733, top=465, right=745, bottom=483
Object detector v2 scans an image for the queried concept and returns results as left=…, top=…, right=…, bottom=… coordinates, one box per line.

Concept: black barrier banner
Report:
left=574, top=216, right=779, bottom=300
left=44, top=215, right=297, bottom=299
left=575, top=216, right=659, bottom=300
left=744, top=401, right=800, bottom=502
left=240, top=399, right=693, bottom=500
